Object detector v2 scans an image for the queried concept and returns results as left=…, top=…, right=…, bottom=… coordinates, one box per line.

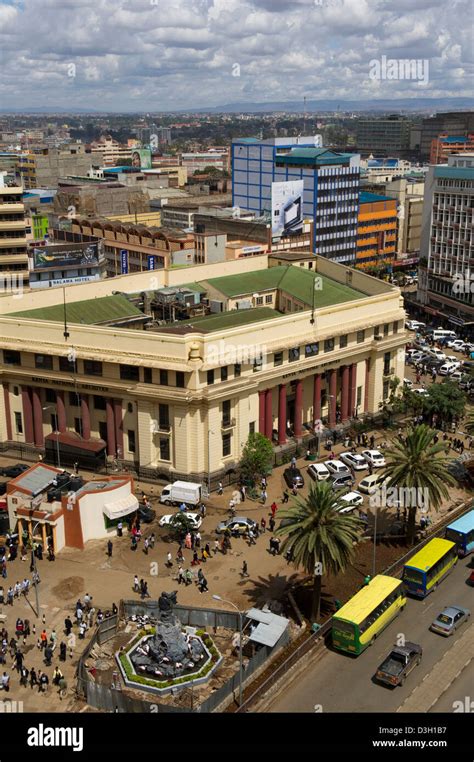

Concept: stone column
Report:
left=329, top=369, right=337, bottom=428
left=81, top=395, right=91, bottom=440
left=56, top=391, right=66, bottom=433
left=32, top=388, right=44, bottom=447
left=106, top=399, right=116, bottom=455
left=21, top=387, right=34, bottom=444
left=278, top=384, right=287, bottom=445
left=265, top=389, right=273, bottom=441
left=313, top=374, right=321, bottom=423
left=364, top=359, right=370, bottom=412
left=294, top=379, right=303, bottom=438
left=350, top=363, right=357, bottom=418
left=2, top=383, right=12, bottom=441
left=258, top=390, right=266, bottom=435
left=341, top=365, right=350, bottom=422
left=114, top=399, right=124, bottom=456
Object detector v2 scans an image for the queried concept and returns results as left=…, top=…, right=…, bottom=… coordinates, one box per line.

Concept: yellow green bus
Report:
left=332, top=575, right=406, bottom=655
left=402, top=537, right=457, bottom=598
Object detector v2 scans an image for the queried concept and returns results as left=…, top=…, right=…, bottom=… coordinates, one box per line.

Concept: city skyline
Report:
left=0, top=0, right=472, bottom=111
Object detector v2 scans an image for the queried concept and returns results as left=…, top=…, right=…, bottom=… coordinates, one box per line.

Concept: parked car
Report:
left=467, top=570, right=474, bottom=586
left=447, top=339, right=465, bottom=351
left=438, top=362, right=459, bottom=376
left=137, top=504, right=156, bottom=524
left=283, top=467, right=304, bottom=488
left=450, top=371, right=463, bottom=383
left=361, top=450, right=386, bottom=468
left=339, top=452, right=368, bottom=471
left=403, top=378, right=413, bottom=388
left=158, top=512, right=202, bottom=529
left=216, top=517, right=257, bottom=535
left=406, top=320, right=425, bottom=331
left=429, top=606, right=470, bottom=636
left=459, top=375, right=473, bottom=390
left=1, top=463, right=29, bottom=478
left=307, top=462, right=330, bottom=482
left=337, top=491, right=364, bottom=508
left=375, top=642, right=422, bottom=687
left=413, top=387, right=429, bottom=396
left=358, top=472, right=387, bottom=494
left=324, top=459, right=350, bottom=476
left=330, top=473, right=356, bottom=491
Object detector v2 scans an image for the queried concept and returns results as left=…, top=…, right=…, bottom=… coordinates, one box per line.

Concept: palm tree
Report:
left=275, top=482, right=364, bottom=622
left=382, top=424, right=455, bottom=545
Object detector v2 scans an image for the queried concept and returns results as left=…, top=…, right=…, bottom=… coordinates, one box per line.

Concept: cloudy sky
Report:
left=0, top=0, right=472, bottom=111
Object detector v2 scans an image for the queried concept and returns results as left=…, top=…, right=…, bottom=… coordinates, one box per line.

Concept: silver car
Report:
left=430, top=606, right=470, bottom=637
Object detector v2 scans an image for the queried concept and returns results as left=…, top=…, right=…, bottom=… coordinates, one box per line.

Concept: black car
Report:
left=1, top=464, right=30, bottom=478
left=137, top=504, right=155, bottom=524
left=283, top=467, right=304, bottom=488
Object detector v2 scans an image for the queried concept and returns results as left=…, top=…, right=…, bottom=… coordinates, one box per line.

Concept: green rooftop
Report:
left=202, top=266, right=364, bottom=308
left=8, top=294, right=144, bottom=325
left=159, top=307, right=279, bottom=333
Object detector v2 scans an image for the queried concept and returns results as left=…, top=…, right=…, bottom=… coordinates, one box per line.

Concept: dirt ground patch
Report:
left=51, top=576, right=85, bottom=601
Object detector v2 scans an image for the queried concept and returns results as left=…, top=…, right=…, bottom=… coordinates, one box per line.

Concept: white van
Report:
left=432, top=329, right=457, bottom=342
left=358, top=473, right=387, bottom=495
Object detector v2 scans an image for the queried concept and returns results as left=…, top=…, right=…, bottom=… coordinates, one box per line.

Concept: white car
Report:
left=438, top=362, right=459, bottom=376
left=447, top=339, right=465, bottom=351
left=413, top=387, right=429, bottom=396
left=337, top=491, right=364, bottom=508
left=339, top=452, right=368, bottom=471
left=361, top=449, right=386, bottom=468
left=307, top=462, right=330, bottom=481
left=158, top=512, right=202, bottom=529
left=403, top=378, right=413, bottom=388
left=324, top=459, right=350, bottom=476
left=445, top=356, right=460, bottom=365
left=428, top=348, right=447, bottom=362
left=450, top=371, right=463, bottom=382
left=406, top=320, right=425, bottom=331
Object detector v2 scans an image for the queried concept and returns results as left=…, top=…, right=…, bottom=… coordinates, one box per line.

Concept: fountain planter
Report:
left=116, top=628, right=223, bottom=696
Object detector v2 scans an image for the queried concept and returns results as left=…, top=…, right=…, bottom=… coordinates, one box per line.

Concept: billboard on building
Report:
left=271, top=180, right=304, bottom=238
left=31, top=242, right=100, bottom=270
left=131, top=148, right=152, bottom=170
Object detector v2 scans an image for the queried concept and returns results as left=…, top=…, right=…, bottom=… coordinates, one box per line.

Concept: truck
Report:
left=159, top=481, right=202, bottom=507
left=375, top=642, right=422, bottom=687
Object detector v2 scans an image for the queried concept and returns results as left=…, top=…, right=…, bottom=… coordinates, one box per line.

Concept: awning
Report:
left=103, top=494, right=139, bottom=520
left=246, top=608, right=289, bottom=648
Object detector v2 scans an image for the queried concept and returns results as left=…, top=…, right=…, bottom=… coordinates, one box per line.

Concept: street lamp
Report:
left=207, top=429, right=214, bottom=493
left=213, top=595, right=243, bottom=708
left=30, top=520, right=41, bottom=618
left=42, top=406, right=61, bottom=468
left=372, top=505, right=378, bottom=578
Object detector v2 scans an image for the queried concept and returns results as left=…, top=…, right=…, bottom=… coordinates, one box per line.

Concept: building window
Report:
left=383, top=380, right=390, bottom=400
left=289, top=347, right=300, bottom=362
left=356, top=330, right=365, bottom=343
left=69, top=392, right=80, bottom=407
left=176, top=371, right=185, bottom=388
left=3, top=350, right=21, bottom=366
left=94, top=396, right=106, bottom=410
left=128, top=430, right=136, bottom=454
left=159, top=369, right=168, bottom=386
left=274, top=351, right=283, bottom=366
left=144, top=368, right=152, bottom=384
left=234, top=363, right=241, bottom=378
left=222, top=400, right=231, bottom=426
left=384, top=351, right=391, bottom=376
left=265, top=294, right=273, bottom=304
left=305, top=343, right=319, bottom=358
left=393, top=321, right=399, bottom=333
left=159, top=438, right=170, bottom=461
left=249, top=421, right=255, bottom=434
left=59, top=356, right=75, bottom=372
left=120, top=364, right=139, bottom=382
left=14, top=412, right=23, bottom=435
left=13, top=386, right=19, bottom=397
left=221, top=366, right=228, bottom=382
left=357, top=386, right=362, bottom=407
left=339, top=335, right=348, bottom=349
left=74, top=417, right=82, bottom=434
left=84, top=360, right=103, bottom=377
left=255, top=296, right=263, bottom=306
left=383, top=324, right=389, bottom=337
left=207, top=369, right=214, bottom=385
left=127, top=402, right=133, bottom=414
left=374, top=325, right=380, bottom=338
left=324, top=338, right=334, bottom=353
left=253, top=356, right=263, bottom=372
left=35, top=354, right=53, bottom=370
left=159, top=404, right=170, bottom=430
left=222, top=432, right=232, bottom=457
left=45, top=388, right=56, bottom=403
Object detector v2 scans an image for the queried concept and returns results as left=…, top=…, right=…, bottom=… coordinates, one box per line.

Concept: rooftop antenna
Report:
left=63, top=286, right=70, bottom=341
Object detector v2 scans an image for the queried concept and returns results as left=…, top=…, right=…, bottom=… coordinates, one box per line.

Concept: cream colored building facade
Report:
left=0, top=256, right=406, bottom=483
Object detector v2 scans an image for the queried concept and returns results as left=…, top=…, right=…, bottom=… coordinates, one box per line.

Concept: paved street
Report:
left=267, top=555, right=473, bottom=713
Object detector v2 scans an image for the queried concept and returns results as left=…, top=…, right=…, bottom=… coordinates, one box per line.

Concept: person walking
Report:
left=260, top=517, right=266, bottom=533
left=40, top=630, right=48, bottom=650
left=194, top=531, right=201, bottom=549
left=143, top=538, right=149, bottom=555
left=270, top=501, right=277, bottom=518
left=198, top=575, right=208, bottom=593
left=149, top=533, right=155, bottom=549
left=166, top=552, right=173, bottom=568
left=213, top=539, right=219, bottom=555
left=7, top=587, right=13, bottom=606
left=178, top=566, right=185, bottom=585
left=117, top=522, right=123, bottom=538
left=217, top=482, right=223, bottom=496
left=282, top=490, right=289, bottom=504
left=64, top=615, right=72, bottom=636
left=1, top=672, right=10, bottom=692
left=269, top=516, right=275, bottom=533
left=191, top=550, right=200, bottom=566
left=38, top=671, right=49, bottom=694
left=241, top=560, right=249, bottom=578
left=261, top=489, right=267, bottom=504
left=19, top=665, right=29, bottom=687
left=107, top=540, right=113, bottom=558
left=29, top=667, right=38, bottom=689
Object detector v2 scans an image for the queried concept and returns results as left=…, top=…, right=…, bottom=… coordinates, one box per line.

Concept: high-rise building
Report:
left=355, top=117, right=412, bottom=155
left=0, top=175, right=28, bottom=282
left=232, top=137, right=360, bottom=262
left=420, top=112, right=474, bottom=160
left=418, top=154, right=474, bottom=331
left=356, top=192, right=398, bottom=269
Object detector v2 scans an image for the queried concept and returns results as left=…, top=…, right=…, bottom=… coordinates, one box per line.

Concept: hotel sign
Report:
left=32, top=377, right=110, bottom=393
